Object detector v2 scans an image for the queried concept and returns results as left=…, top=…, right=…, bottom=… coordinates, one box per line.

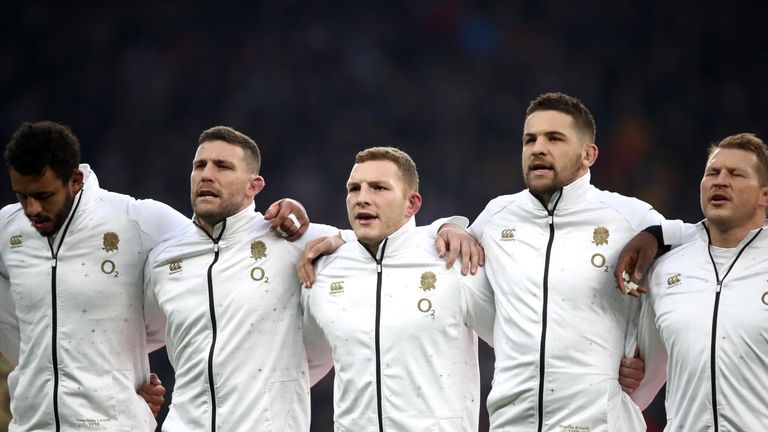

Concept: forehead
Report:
left=347, top=160, right=403, bottom=184
left=523, top=110, right=576, bottom=135
left=706, top=148, right=759, bottom=170
left=194, top=140, right=246, bottom=162
left=10, top=167, right=63, bottom=191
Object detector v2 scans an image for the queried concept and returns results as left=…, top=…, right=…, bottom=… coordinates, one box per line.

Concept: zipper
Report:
left=197, top=220, right=225, bottom=432
left=704, top=226, right=761, bottom=431
left=534, top=191, right=562, bottom=432
left=361, top=238, right=388, bottom=431
left=47, top=188, right=84, bottom=432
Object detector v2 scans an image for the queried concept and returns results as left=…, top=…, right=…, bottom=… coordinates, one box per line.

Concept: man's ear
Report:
left=583, top=143, right=599, bottom=168
left=405, top=191, right=422, bottom=217
left=70, top=169, right=84, bottom=194
left=759, top=185, right=768, bottom=209
left=248, top=175, right=266, bottom=198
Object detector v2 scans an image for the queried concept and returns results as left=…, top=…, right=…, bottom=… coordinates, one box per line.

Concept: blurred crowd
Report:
left=2, top=1, right=767, bottom=431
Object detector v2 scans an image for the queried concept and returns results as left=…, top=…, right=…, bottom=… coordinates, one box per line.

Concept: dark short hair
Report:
left=198, top=126, right=261, bottom=174
left=4, top=121, right=81, bottom=183
left=526, top=92, right=596, bottom=142
left=708, top=133, right=768, bottom=185
left=354, top=146, right=419, bottom=193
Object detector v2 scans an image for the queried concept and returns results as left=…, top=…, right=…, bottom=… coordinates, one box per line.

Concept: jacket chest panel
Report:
left=314, top=264, right=464, bottom=345
left=484, top=210, right=635, bottom=300
left=156, top=238, right=299, bottom=330
left=3, top=224, right=145, bottom=315
left=654, top=258, right=768, bottom=353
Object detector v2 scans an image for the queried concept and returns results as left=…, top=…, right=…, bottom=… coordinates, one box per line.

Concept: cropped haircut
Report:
left=526, top=92, right=596, bottom=142
left=4, top=121, right=81, bottom=183
left=354, top=146, right=419, bottom=193
left=198, top=126, right=261, bottom=174
left=708, top=133, right=768, bottom=186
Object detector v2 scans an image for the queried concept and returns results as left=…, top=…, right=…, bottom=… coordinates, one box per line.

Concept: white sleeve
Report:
left=291, top=223, right=341, bottom=249
left=661, top=219, right=698, bottom=248
left=339, top=229, right=357, bottom=243
left=130, top=199, right=189, bottom=249
left=468, top=197, right=512, bottom=241
left=301, top=288, right=333, bottom=386
left=0, top=265, right=20, bottom=365
left=142, top=259, right=166, bottom=353
left=630, top=291, right=668, bottom=410
left=460, top=267, right=495, bottom=346
left=426, top=216, right=470, bottom=238
left=632, top=208, right=665, bottom=234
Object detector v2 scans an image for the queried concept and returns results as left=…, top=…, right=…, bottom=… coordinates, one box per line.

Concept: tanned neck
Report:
left=707, top=220, right=764, bottom=248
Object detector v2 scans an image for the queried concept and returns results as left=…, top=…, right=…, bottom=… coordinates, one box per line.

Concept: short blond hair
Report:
left=354, top=147, right=419, bottom=192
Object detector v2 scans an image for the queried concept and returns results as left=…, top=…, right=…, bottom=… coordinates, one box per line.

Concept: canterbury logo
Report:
left=169, top=260, right=183, bottom=273
left=330, top=281, right=344, bottom=294
left=667, top=273, right=682, bottom=288
left=9, top=235, right=22, bottom=248
left=500, top=228, right=516, bottom=240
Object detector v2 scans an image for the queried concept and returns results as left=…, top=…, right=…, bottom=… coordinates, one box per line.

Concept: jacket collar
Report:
left=697, top=220, right=767, bottom=247
left=359, top=217, right=417, bottom=261
left=202, top=203, right=258, bottom=241
left=48, top=164, right=97, bottom=246
left=527, top=170, right=595, bottom=212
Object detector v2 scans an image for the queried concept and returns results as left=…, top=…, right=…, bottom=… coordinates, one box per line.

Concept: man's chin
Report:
left=34, top=225, right=57, bottom=237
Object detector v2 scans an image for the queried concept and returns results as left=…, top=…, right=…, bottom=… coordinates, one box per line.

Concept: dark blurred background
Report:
left=2, top=1, right=767, bottom=431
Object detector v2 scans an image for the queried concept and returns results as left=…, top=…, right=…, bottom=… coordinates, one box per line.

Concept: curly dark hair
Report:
left=4, top=121, right=81, bottom=183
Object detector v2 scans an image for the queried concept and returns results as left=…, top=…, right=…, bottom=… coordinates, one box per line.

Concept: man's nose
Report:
left=24, top=198, right=43, bottom=216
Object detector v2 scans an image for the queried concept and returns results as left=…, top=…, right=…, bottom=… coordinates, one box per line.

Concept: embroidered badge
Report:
left=250, top=240, right=267, bottom=260
left=169, top=260, right=183, bottom=274
left=330, top=281, right=345, bottom=294
left=102, top=232, right=119, bottom=252
left=420, top=271, right=437, bottom=291
left=667, top=273, right=682, bottom=288
left=592, top=227, right=609, bottom=246
left=9, top=234, right=22, bottom=249
left=500, top=228, right=516, bottom=241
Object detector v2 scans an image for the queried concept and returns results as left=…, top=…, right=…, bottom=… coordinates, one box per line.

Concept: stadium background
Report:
left=1, top=1, right=767, bottom=431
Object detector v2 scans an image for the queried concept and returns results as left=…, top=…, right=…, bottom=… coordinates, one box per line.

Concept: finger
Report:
left=620, top=386, right=634, bottom=394
left=263, top=199, right=283, bottom=220
left=468, top=241, right=481, bottom=275
left=444, top=236, right=460, bottom=270
left=268, top=203, right=294, bottom=232
left=633, top=246, right=656, bottom=282
left=297, top=260, right=315, bottom=288
left=303, top=260, right=316, bottom=287
left=476, top=243, right=485, bottom=268
left=289, top=202, right=309, bottom=226
left=434, top=235, right=447, bottom=258
left=613, top=252, right=637, bottom=295
left=460, top=239, right=471, bottom=276
left=138, top=387, right=165, bottom=404
left=149, top=372, right=161, bottom=385
left=286, top=221, right=309, bottom=242
left=297, top=261, right=308, bottom=286
left=619, top=365, right=644, bottom=382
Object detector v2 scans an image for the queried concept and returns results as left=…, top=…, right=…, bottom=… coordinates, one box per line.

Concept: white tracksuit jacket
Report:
left=632, top=222, right=768, bottom=431
left=143, top=206, right=339, bottom=432
left=302, top=218, right=496, bottom=432
left=470, top=172, right=663, bottom=432
left=0, top=165, right=188, bottom=431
